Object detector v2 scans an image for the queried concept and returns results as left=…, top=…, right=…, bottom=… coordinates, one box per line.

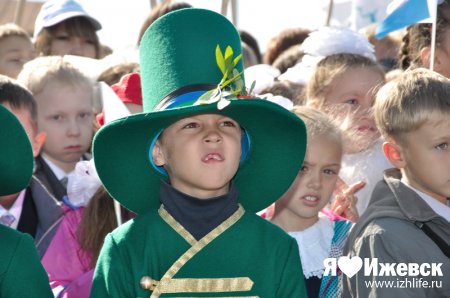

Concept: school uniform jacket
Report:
left=91, top=205, right=307, bottom=297
left=0, top=224, right=53, bottom=298
left=342, top=169, right=450, bottom=297
left=18, top=176, right=64, bottom=258
left=34, top=154, right=91, bottom=202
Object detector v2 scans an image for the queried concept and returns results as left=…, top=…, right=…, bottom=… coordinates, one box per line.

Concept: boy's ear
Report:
left=151, top=140, right=166, bottom=166
left=32, top=132, right=46, bottom=157
left=419, top=46, right=431, bottom=67
left=382, top=140, right=405, bottom=168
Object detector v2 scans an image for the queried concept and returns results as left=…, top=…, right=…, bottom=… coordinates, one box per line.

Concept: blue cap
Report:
left=34, top=0, right=101, bottom=38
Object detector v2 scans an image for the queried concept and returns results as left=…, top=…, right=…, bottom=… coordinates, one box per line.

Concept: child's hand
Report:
left=331, top=177, right=365, bottom=222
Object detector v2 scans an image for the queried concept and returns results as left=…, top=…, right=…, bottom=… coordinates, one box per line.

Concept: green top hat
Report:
left=0, top=105, right=33, bottom=196
left=93, top=8, right=307, bottom=214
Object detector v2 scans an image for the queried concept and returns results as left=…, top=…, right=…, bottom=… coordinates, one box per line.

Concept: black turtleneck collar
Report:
left=159, top=180, right=239, bottom=240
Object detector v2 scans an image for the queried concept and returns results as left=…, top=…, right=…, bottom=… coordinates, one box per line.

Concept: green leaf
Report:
left=249, top=80, right=256, bottom=94
left=224, top=46, right=233, bottom=60
left=216, top=45, right=225, bottom=75
left=223, top=46, right=234, bottom=79
left=233, top=54, right=242, bottom=67
left=221, top=70, right=243, bottom=89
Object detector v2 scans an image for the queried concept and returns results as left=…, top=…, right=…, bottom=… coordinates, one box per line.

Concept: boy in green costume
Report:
left=91, top=8, right=308, bottom=297
left=0, top=104, right=53, bottom=298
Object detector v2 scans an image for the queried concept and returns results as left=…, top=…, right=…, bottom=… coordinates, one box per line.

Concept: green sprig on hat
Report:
left=194, top=45, right=245, bottom=110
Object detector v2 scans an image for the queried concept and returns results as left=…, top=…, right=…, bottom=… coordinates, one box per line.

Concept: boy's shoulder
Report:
left=350, top=216, right=448, bottom=261
left=239, top=211, right=296, bottom=243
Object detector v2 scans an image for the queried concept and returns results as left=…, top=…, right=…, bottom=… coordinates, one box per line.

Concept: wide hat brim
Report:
left=0, top=105, right=33, bottom=195
left=93, top=99, right=306, bottom=214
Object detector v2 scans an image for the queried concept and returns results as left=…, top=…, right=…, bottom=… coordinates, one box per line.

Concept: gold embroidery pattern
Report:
left=151, top=205, right=246, bottom=297
left=157, top=277, right=253, bottom=293
left=159, top=206, right=196, bottom=245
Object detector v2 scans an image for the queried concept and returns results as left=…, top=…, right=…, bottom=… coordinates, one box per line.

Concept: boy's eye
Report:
left=79, top=112, right=91, bottom=119
left=183, top=122, right=199, bottom=129
left=323, top=169, right=337, bottom=175
left=300, top=165, right=308, bottom=172
left=54, top=35, right=70, bottom=41
left=435, top=143, right=448, bottom=150
left=52, top=115, right=62, bottom=121
left=345, top=99, right=358, bottom=105
left=221, top=120, right=236, bottom=127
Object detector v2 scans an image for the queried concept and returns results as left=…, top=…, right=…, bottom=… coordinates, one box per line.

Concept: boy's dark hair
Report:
left=261, top=80, right=305, bottom=106
left=97, top=62, right=140, bottom=86
left=137, top=0, right=192, bottom=45
left=0, top=75, right=37, bottom=122
left=239, top=30, right=262, bottom=64
left=272, top=45, right=304, bottom=74
left=263, top=27, right=311, bottom=65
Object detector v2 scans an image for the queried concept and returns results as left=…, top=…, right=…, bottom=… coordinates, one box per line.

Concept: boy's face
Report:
left=152, top=113, right=242, bottom=199
left=0, top=36, right=35, bottom=79
left=1, top=103, right=45, bottom=158
left=275, top=134, right=342, bottom=228
left=36, top=80, right=93, bottom=172
left=390, top=113, right=450, bottom=204
left=50, top=28, right=96, bottom=59
left=323, top=67, right=384, bottom=153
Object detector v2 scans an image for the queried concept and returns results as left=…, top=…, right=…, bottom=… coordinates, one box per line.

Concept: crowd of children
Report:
left=0, top=0, right=449, bottom=297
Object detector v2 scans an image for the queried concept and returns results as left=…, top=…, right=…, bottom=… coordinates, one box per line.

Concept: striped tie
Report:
left=0, top=213, right=15, bottom=227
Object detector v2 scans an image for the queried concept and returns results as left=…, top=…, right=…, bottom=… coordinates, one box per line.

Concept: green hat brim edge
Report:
left=93, top=99, right=306, bottom=214
left=0, top=105, right=33, bottom=195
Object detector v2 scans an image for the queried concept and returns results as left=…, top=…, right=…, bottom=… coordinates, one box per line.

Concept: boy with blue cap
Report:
left=91, top=8, right=308, bottom=297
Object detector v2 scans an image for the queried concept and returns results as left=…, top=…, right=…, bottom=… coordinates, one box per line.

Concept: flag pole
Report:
left=430, top=0, right=438, bottom=71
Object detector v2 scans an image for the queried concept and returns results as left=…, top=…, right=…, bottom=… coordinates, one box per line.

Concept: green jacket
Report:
left=91, top=206, right=307, bottom=297
left=0, top=225, right=53, bottom=298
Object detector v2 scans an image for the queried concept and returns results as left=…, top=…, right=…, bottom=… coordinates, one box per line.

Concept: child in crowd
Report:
left=42, top=160, right=134, bottom=298
left=400, top=0, right=450, bottom=78
left=342, top=68, right=450, bottom=297
left=17, top=56, right=94, bottom=201
left=0, top=104, right=53, bottom=298
left=0, top=75, right=63, bottom=258
left=34, top=0, right=102, bottom=59
left=0, top=23, right=35, bottom=79
left=91, top=8, right=308, bottom=297
left=306, top=53, right=389, bottom=217
left=271, top=106, right=352, bottom=298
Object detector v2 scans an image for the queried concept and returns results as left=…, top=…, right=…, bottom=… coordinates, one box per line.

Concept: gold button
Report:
left=140, top=276, right=158, bottom=291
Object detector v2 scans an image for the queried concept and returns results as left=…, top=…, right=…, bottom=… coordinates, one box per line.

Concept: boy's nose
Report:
left=67, top=120, right=81, bottom=136
left=204, top=128, right=221, bottom=143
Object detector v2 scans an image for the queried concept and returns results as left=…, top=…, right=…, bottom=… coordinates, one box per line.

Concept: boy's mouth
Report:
left=202, top=153, right=224, bottom=162
left=65, top=145, right=82, bottom=152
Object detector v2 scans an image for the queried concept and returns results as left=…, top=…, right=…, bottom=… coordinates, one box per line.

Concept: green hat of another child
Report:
left=0, top=105, right=33, bottom=195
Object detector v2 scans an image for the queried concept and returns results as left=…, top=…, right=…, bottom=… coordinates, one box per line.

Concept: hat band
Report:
left=153, top=84, right=217, bottom=111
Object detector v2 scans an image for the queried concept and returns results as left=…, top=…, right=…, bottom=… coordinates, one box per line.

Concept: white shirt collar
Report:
left=401, top=178, right=450, bottom=223
left=288, top=216, right=334, bottom=278
left=0, top=190, right=26, bottom=229
left=41, top=154, right=73, bottom=180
